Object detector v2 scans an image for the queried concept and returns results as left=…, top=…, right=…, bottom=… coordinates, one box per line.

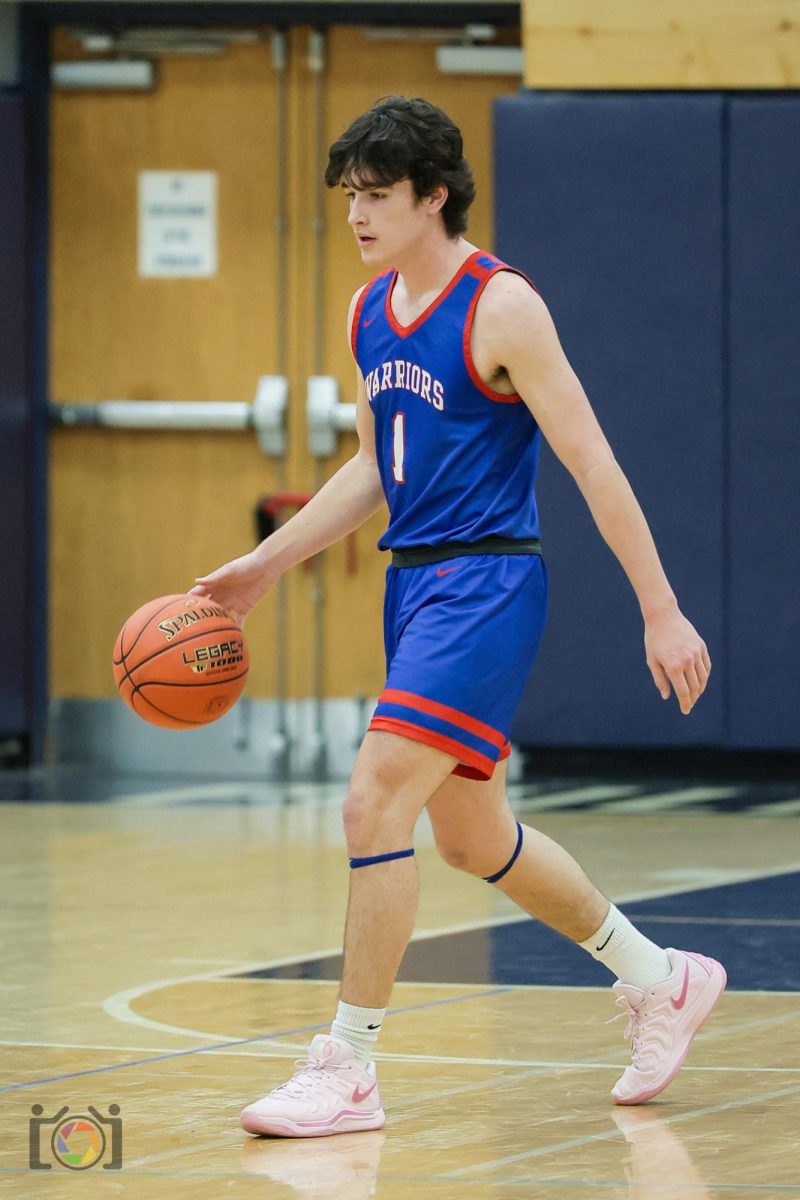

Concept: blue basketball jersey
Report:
left=352, top=250, right=542, bottom=550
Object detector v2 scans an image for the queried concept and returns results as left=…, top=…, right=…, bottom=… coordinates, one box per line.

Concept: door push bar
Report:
left=306, top=375, right=356, bottom=457
left=49, top=376, right=288, bottom=456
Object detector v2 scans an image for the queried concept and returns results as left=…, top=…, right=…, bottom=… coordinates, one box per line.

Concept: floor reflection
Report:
left=612, top=1107, right=710, bottom=1200
left=241, top=1128, right=386, bottom=1199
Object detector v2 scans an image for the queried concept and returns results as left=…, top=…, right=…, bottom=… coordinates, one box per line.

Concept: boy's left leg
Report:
left=426, top=763, right=726, bottom=1105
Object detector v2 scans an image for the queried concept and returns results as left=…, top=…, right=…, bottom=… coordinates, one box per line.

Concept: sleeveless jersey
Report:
left=352, top=250, right=542, bottom=551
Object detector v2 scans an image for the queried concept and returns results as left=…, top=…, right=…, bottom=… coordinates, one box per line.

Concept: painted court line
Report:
left=598, top=784, right=743, bottom=813
left=6, top=1037, right=798, bottom=1187
left=0, top=1164, right=794, bottom=1192
left=3, top=1037, right=799, bottom=1076
left=109, top=783, right=257, bottom=806
left=216, top=976, right=800, bottom=997
left=0, top=1167, right=794, bottom=1192
left=100, top=860, right=800, bottom=1047
left=627, top=914, right=800, bottom=928
left=121, top=1144, right=236, bottom=1172
left=0, top=1038, right=217, bottom=1055
left=478, top=1004, right=800, bottom=1077
left=374, top=1050, right=800, bottom=1074
left=213, top=975, right=508, bottom=988
left=748, top=795, right=800, bottom=816
left=444, top=1080, right=800, bottom=1177
left=108, top=781, right=345, bottom=806
left=387, top=1064, right=579, bottom=1128
left=388, top=1172, right=800, bottom=1194
left=381, top=1003, right=800, bottom=1080
left=514, top=784, right=642, bottom=811
left=0, top=986, right=511, bottom=1093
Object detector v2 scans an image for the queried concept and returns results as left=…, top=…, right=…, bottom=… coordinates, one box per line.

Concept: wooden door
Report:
left=49, top=24, right=518, bottom=702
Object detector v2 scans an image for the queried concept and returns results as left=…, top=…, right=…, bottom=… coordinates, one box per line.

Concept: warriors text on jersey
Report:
left=352, top=250, right=542, bottom=550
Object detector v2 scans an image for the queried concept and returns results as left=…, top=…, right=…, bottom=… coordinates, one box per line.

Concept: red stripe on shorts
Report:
left=378, top=689, right=506, bottom=751
left=368, top=717, right=496, bottom=780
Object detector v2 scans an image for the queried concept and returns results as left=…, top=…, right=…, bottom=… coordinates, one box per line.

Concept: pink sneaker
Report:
left=240, top=1035, right=386, bottom=1138
left=610, top=948, right=727, bottom=1105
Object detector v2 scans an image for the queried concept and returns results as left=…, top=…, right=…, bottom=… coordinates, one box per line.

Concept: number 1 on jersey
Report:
left=392, top=412, right=406, bottom=484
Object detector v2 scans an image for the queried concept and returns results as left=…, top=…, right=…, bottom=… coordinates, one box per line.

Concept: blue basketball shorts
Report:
left=369, top=554, right=548, bottom=780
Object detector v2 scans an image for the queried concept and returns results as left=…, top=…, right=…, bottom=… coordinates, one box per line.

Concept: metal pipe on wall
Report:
left=270, top=28, right=291, bottom=777
left=308, top=27, right=328, bottom=779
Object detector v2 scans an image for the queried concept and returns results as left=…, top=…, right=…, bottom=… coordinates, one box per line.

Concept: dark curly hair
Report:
left=325, top=96, right=476, bottom=238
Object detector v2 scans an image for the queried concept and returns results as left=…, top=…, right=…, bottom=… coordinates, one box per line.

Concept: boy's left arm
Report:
left=476, top=273, right=710, bottom=715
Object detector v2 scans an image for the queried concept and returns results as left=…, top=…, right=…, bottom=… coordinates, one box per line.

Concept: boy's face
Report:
left=342, top=177, right=444, bottom=267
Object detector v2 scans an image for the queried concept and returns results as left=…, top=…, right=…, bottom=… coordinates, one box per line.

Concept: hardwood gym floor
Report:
left=1, top=768, right=799, bottom=1198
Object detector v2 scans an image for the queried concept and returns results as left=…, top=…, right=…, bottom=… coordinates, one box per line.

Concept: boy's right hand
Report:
left=189, top=551, right=278, bottom=624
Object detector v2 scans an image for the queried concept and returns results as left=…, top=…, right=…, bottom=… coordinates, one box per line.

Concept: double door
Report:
left=49, top=23, right=518, bottom=706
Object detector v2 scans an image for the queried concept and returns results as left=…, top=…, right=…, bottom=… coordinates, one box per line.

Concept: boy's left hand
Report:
left=644, top=610, right=711, bottom=715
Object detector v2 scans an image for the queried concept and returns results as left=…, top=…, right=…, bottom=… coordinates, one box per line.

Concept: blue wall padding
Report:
left=494, top=94, right=725, bottom=747
left=0, top=98, right=30, bottom=740
left=728, top=100, right=800, bottom=749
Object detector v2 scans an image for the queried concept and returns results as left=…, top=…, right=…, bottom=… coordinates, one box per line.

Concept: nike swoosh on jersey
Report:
left=436, top=567, right=458, bottom=577
left=352, top=1080, right=378, bottom=1103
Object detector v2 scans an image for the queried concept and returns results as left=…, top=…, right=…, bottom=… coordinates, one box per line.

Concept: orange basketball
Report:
left=112, top=593, right=249, bottom=729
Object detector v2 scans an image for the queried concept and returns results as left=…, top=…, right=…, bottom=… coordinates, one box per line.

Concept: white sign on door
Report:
left=138, top=171, right=217, bottom=278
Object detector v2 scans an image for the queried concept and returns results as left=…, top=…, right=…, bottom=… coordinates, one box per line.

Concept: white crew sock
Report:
left=580, top=903, right=671, bottom=989
left=330, top=1001, right=387, bottom=1064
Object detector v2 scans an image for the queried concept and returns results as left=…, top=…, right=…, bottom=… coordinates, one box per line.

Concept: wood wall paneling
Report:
left=50, top=30, right=281, bottom=698
left=523, top=0, right=800, bottom=89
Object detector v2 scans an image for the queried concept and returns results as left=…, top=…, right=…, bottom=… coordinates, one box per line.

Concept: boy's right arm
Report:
left=191, top=291, right=384, bottom=619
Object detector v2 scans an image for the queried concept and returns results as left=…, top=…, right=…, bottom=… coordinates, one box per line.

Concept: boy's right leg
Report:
left=337, top=731, right=458, bottom=1008
left=241, top=731, right=458, bottom=1138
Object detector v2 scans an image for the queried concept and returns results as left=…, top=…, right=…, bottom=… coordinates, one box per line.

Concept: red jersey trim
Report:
left=350, top=273, right=390, bottom=360
left=368, top=716, right=495, bottom=780
left=384, top=250, right=484, bottom=339
left=463, top=264, right=539, bottom=404
left=379, top=687, right=506, bottom=750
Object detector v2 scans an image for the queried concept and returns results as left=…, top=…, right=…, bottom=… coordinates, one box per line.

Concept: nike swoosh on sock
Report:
left=596, top=928, right=615, bottom=952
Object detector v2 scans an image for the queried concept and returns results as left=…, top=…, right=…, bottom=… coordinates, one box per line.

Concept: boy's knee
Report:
left=343, top=735, right=454, bottom=858
left=435, top=819, right=523, bottom=881
left=434, top=833, right=488, bottom=876
left=342, top=779, right=419, bottom=858
left=342, top=785, right=380, bottom=854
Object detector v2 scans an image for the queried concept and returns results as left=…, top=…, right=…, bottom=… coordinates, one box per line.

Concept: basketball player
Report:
left=193, top=97, right=725, bottom=1137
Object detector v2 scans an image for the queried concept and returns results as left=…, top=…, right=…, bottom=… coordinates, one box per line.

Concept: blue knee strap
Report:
left=349, top=848, right=415, bottom=869
left=483, top=821, right=523, bottom=884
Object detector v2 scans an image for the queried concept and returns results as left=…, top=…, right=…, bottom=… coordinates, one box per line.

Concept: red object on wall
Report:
left=256, top=493, right=358, bottom=574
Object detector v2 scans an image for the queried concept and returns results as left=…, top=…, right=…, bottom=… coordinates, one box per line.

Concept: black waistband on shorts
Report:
left=390, top=536, right=542, bottom=568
